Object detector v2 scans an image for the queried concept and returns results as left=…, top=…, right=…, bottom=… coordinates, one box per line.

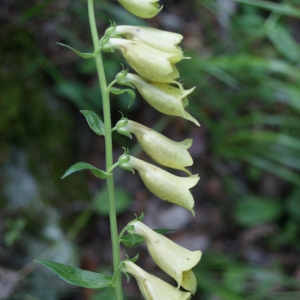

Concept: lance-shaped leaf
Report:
left=127, top=221, right=201, bottom=294
left=110, top=87, right=136, bottom=108
left=80, top=110, right=105, bottom=136
left=119, top=155, right=199, bottom=215
left=57, top=43, right=96, bottom=59
left=116, top=119, right=193, bottom=174
left=62, top=162, right=110, bottom=179
left=122, top=261, right=191, bottom=300
left=35, top=260, right=114, bottom=289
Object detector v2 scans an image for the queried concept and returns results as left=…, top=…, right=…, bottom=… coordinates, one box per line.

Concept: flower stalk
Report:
left=40, top=0, right=202, bottom=299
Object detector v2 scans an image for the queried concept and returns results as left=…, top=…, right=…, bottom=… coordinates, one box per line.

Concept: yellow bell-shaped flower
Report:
left=103, top=38, right=186, bottom=83
left=127, top=221, right=202, bottom=294
left=114, top=26, right=183, bottom=53
left=117, top=0, right=162, bottom=19
left=122, top=260, right=191, bottom=300
left=116, top=119, right=193, bottom=175
left=123, top=73, right=199, bottom=126
left=119, top=155, right=199, bottom=215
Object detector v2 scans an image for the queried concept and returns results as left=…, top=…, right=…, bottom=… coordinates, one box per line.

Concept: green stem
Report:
left=108, top=161, right=120, bottom=173
left=107, top=79, right=117, bottom=91
left=87, top=1, right=123, bottom=299
left=118, top=226, right=128, bottom=241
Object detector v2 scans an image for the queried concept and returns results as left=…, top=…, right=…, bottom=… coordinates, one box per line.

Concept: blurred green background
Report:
left=1, top=0, right=300, bottom=299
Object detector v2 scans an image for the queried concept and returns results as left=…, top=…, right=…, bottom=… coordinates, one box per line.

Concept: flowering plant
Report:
left=36, top=0, right=202, bottom=299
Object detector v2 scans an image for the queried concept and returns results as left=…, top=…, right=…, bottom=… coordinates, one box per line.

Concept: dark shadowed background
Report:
left=1, top=0, right=300, bottom=299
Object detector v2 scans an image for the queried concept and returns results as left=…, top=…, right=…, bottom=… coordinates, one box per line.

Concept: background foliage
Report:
left=1, top=0, right=300, bottom=299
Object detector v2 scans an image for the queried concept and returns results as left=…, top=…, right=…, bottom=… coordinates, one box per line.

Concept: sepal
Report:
left=120, top=228, right=176, bottom=248
left=115, top=117, right=132, bottom=139
left=116, top=68, right=136, bottom=89
left=118, top=149, right=135, bottom=173
left=99, top=22, right=117, bottom=49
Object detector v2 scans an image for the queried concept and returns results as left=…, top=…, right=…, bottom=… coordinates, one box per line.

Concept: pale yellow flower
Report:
left=116, top=119, right=193, bottom=174
left=113, top=26, right=183, bottom=53
left=103, top=38, right=186, bottom=83
left=122, top=261, right=191, bottom=300
left=118, top=0, right=162, bottom=19
left=123, top=73, right=199, bottom=126
left=119, top=155, right=199, bottom=215
left=127, top=221, right=202, bottom=294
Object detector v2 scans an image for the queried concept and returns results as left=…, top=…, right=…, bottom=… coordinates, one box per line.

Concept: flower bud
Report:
left=117, top=0, right=163, bottom=19
left=124, top=73, right=199, bottom=126
left=102, top=38, right=185, bottom=83
left=119, top=156, right=199, bottom=215
left=116, top=119, right=193, bottom=174
left=122, top=261, right=191, bottom=300
left=127, top=221, right=201, bottom=294
left=114, top=26, right=183, bottom=53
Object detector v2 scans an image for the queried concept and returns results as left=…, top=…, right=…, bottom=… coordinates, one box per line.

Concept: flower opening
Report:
left=127, top=221, right=201, bottom=294
left=122, top=260, right=192, bottom=300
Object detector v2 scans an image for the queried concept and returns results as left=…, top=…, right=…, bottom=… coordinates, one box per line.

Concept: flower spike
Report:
left=122, top=261, right=191, bottom=300
left=119, top=155, right=199, bottom=215
left=127, top=221, right=201, bottom=294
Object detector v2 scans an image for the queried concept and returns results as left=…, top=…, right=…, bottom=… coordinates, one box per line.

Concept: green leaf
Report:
left=35, top=260, right=113, bottom=289
left=94, top=188, right=132, bottom=216
left=110, top=87, right=136, bottom=108
left=231, top=0, right=300, bottom=18
left=234, top=196, right=282, bottom=227
left=80, top=110, right=105, bottom=136
left=240, top=155, right=300, bottom=188
left=120, top=229, right=177, bottom=248
left=229, top=131, right=300, bottom=152
left=286, top=189, right=300, bottom=221
left=267, top=24, right=300, bottom=63
left=62, top=162, right=110, bottom=179
left=57, top=43, right=95, bottom=58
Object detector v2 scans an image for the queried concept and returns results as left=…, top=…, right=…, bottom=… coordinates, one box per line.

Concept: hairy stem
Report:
left=87, top=1, right=123, bottom=299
